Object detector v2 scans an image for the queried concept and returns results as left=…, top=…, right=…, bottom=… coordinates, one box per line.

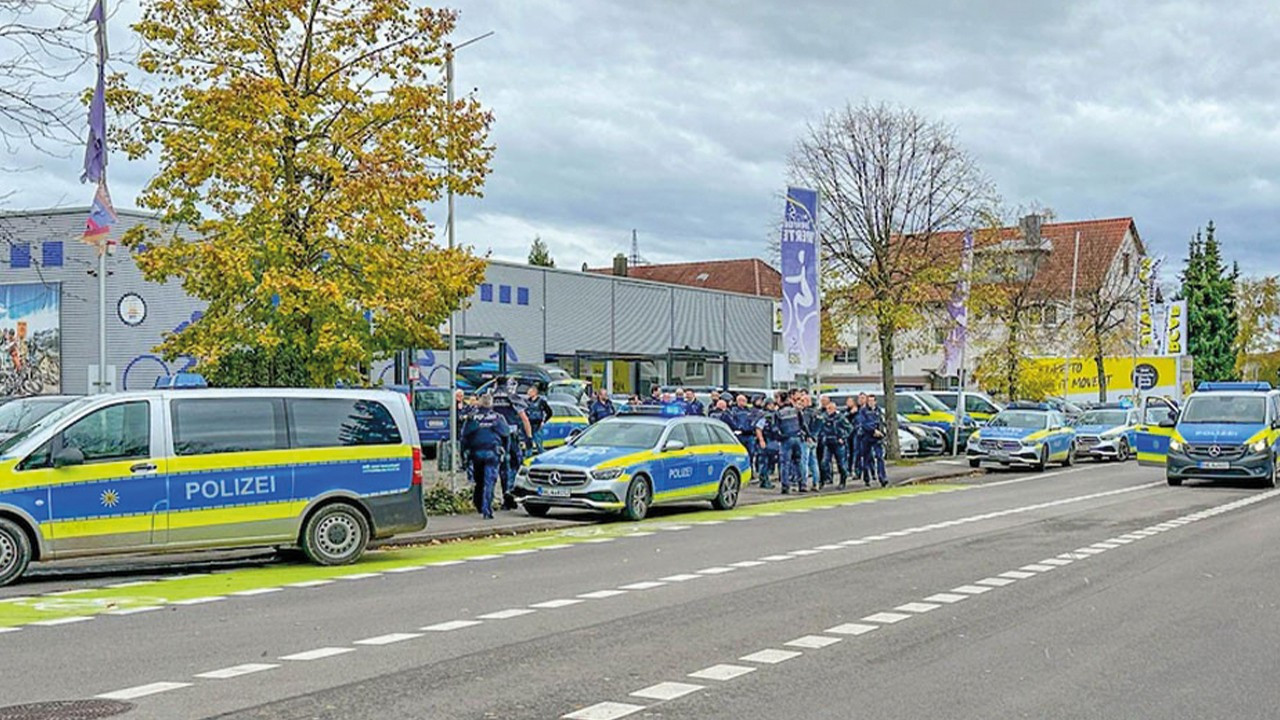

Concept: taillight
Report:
left=412, top=447, right=423, bottom=486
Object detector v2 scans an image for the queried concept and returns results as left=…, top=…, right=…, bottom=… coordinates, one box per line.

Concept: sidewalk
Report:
left=376, top=458, right=977, bottom=548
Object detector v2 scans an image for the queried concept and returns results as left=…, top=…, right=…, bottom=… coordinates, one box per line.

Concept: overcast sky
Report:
left=7, top=0, right=1280, bottom=276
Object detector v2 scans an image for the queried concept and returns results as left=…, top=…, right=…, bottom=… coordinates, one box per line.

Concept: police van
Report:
left=0, top=388, right=427, bottom=586
left=1136, top=382, right=1280, bottom=487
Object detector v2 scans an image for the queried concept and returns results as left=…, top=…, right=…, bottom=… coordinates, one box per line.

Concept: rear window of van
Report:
left=289, top=398, right=402, bottom=448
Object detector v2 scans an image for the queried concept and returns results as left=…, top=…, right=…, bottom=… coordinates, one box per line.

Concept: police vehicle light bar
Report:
left=1196, top=381, right=1273, bottom=392
left=1006, top=401, right=1051, bottom=410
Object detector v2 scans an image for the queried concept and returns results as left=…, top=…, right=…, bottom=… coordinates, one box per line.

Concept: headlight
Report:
left=1169, top=438, right=1183, bottom=453
left=591, top=468, right=624, bottom=481
left=1251, top=439, right=1268, bottom=454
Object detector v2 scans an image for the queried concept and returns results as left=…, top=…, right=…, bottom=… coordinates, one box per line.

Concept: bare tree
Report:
left=790, top=102, right=993, bottom=457
left=1071, top=246, right=1142, bottom=402
left=0, top=1, right=92, bottom=157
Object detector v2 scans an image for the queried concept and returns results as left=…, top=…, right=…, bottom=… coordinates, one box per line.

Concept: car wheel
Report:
left=301, top=503, right=370, bottom=566
left=1063, top=443, right=1076, bottom=467
left=1264, top=457, right=1278, bottom=489
left=0, top=518, right=32, bottom=587
left=1166, top=473, right=1183, bottom=487
left=524, top=503, right=550, bottom=518
left=968, top=459, right=981, bottom=469
left=622, top=477, right=651, bottom=521
left=1117, top=440, right=1130, bottom=462
left=1034, top=446, right=1049, bottom=472
left=713, top=469, right=741, bottom=511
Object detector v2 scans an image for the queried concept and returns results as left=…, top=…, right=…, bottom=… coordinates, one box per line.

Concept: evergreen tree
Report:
left=1178, top=221, right=1239, bottom=381
left=528, top=236, right=555, bottom=267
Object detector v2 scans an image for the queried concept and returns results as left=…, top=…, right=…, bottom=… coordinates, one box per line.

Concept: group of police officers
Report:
left=460, top=380, right=891, bottom=518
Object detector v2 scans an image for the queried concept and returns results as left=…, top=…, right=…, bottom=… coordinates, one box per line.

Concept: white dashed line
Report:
left=1020, top=564, right=1056, bottom=573
left=562, top=701, right=647, bottom=719
left=924, top=593, right=968, bottom=604
left=578, top=590, right=628, bottom=599
left=619, top=581, right=667, bottom=591
left=531, top=599, right=583, bottom=609
left=31, top=616, right=93, bottom=626
left=383, top=565, right=427, bottom=573
left=787, top=549, right=822, bottom=557
left=171, top=596, right=226, bottom=606
left=287, top=580, right=333, bottom=588
left=354, top=633, right=423, bottom=645
left=863, top=611, right=912, bottom=624
left=759, top=555, right=794, bottom=562
left=951, top=585, right=993, bottom=595
left=729, top=560, right=767, bottom=568
left=974, top=577, right=1016, bottom=587
left=106, top=606, right=162, bottom=616
left=280, top=647, right=355, bottom=661
left=838, top=539, right=867, bottom=546
left=337, top=573, right=382, bottom=580
left=740, top=649, right=802, bottom=664
left=689, top=663, right=756, bottom=681
left=630, top=681, right=705, bottom=700
left=1037, top=558, right=1073, bottom=567
left=97, top=681, right=192, bottom=700
left=697, top=567, right=736, bottom=575
left=468, top=554, right=503, bottom=560
left=195, top=663, right=279, bottom=679
left=477, top=609, right=536, bottom=620
left=863, top=535, right=890, bottom=541
left=826, top=623, right=879, bottom=636
left=427, top=560, right=467, bottom=566
left=659, top=574, right=702, bottom=582
left=785, top=635, right=842, bottom=649
left=231, top=587, right=282, bottom=597
left=895, top=602, right=940, bottom=613
left=421, top=620, right=483, bottom=632
left=814, top=544, right=844, bottom=551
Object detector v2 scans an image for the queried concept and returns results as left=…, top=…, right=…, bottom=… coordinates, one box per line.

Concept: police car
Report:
left=1137, top=382, right=1280, bottom=487
left=512, top=410, right=750, bottom=520
left=965, top=402, right=1077, bottom=471
left=539, top=401, right=590, bottom=449
left=1072, top=403, right=1139, bottom=462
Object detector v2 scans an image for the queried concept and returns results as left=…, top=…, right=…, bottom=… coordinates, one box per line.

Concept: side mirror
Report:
left=53, top=447, right=85, bottom=468
left=1158, top=415, right=1178, bottom=428
left=662, top=440, right=686, bottom=453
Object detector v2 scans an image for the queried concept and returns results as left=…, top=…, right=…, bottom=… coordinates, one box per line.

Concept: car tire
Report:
left=968, top=459, right=981, bottom=469
left=301, top=503, right=370, bottom=566
left=1034, top=447, right=1049, bottom=472
left=0, top=518, right=32, bottom=587
left=1264, top=458, right=1278, bottom=489
left=524, top=503, right=550, bottom=518
left=1166, top=473, right=1182, bottom=486
left=1063, top=443, right=1076, bottom=467
left=621, top=477, right=651, bottom=521
left=712, top=469, right=741, bottom=511
left=1117, top=440, right=1130, bottom=462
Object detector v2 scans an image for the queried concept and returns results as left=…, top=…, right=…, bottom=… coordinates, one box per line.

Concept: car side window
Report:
left=60, top=401, right=151, bottom=464
left=710, top=424, right=738, bottom=445
left=173, top=398, right=288, bottom=455
left=666, top=424, right=692, bottom=447
left=897, top=396, right=920, bottom=414
left=969, top=396, right=996, bottom=414
left=686, top=422, right=716, bottom=447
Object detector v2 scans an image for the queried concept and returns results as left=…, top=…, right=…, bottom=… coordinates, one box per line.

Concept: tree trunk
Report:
left=1095, top=352, right=1107, bottom=403
left=877, top=320, right=900, bottom=460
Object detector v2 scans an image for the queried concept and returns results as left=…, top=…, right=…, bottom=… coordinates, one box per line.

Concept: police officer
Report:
left=856, top=394, right=888, bottom=487
left=683, top=389, right=705, bottom=417
left=588, top=388, right=616, bottom=423
left=454, top=389, right=476, bottom=490
left=847, top=393, right=867, bottom=481
left=708, top=398, right=731, bottom=423
left=491, top=378, right=532, bottom=510
left=815, top=396, right=852, bottom=489
left=753, top=398, right=780, bottom=489
left=728, top=394, right=759, bottom=471
left=797, top=390, right=819, bottom=491
left=660, top=390, right=684, bottom=416
left=524, top=385, right=553, bottom=455
left=460, top=393, right=511, bottom=519
left=774, top=393, right=805, bottom=494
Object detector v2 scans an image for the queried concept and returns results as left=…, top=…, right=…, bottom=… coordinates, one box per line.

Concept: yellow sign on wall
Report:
left=1030, top=356, right=1180, bottom=395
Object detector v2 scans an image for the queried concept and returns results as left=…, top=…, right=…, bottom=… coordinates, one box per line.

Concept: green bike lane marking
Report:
left=0, top=483, right=962, bottom=628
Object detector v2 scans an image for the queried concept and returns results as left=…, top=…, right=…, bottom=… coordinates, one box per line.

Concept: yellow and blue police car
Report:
left=1137, top=382, right=1280, bottom=487
left=513, top=409, right=750, bottom=520
left=538, top=401, right=590, bottom=450
left=965, top=402, right=1077, bottom=471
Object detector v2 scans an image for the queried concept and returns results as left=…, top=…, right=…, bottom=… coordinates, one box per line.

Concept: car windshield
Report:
left=1180, top=395, right=1267, bottom=424
left=0, top=397, right=74, bottom=433
left=550, top=403, right=585, bottom=418
left=914, top=393, right=950, bottom=412
left=1077, top=410, right=1129, bottom=427
left=988, top=411, right=1048, bottom=430
left=413, top=389, right=451, bottom=412
left=572, top=421, right=664, bottom=448
left=0, top=396, right=93, bottom=456
left=931, top=393, right=958, bottom=410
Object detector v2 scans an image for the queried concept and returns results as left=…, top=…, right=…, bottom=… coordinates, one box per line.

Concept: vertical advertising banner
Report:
left=1163, top=300, right=1187, bottom=356
left=0, top=283, right=61, bottom=395
left=780, top=187, right=820, bottom=374
left=943, top=229, right=974, bottom=378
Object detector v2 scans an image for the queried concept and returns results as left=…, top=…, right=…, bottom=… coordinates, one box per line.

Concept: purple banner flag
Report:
left=780, top=187, right=820, bottom=374
left=943, top=229, right=974, bottom=378
left=81, top=0, right=109, bottom=184
left=82, top=179, right=118, bottom=251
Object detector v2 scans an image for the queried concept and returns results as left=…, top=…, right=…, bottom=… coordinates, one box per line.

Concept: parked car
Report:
left=0, top=395, right=80, bottom=442
left=457, top=360, right=551, bottom=392
left=927, top=391, right=1003, bottom=425
left=897, top=414, right=947, bottom=456
left=386, top=384, right=453, bottom=450
left=548, top=378, right=593, bottom=406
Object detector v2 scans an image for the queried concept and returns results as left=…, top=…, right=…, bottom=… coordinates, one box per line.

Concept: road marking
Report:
left=287, top=580, right=333, bottom=588
left=839, top=539, right=867, bottom=546
left=785, top=635, right=842, bottom=649
left=693, top=520, right=726, bottom=525
left=171, top=596, right=226, bottom=605
left=729, top=560, right=767, bottom=568
left=107, top=606, right=162, bottom=616
left=478, top=609, right=536, bottom=620
left=1073, top=548, right=1106, bottom=555
left=468, top=554, right=503, bottom=560
left=1059, top=552, right=1091, bottom=560
left=105, top=581, right=155, bottom=589
left=1038, top=558, right=1073, bottom=566
left=31, top=616, right=93, bottom=626
left=1020, top=564, right=1056, bottom=572
left=354, top=632, right=423, bottom=645
left=583, top=538, right=616, bottom=544
left=195, top=663, right=278, bottom=679
left=578, top=590, right=628, bottom=599
left=280, top=647, right=355, bottom=661
left=863, top=535, right=890, bottom=541
left=814, top=544, right=845, bottom=551
left=562, top=701, right=646, bottom=720
left=661, top=525, right=692, bottom=531
left=382, top=565, right=426, bottom=573
left=740, top=648, right=802, bottom=664
left=826, top=623, right=879, bottom=636
left=231, top=587, right=282, bottom=597
left=788, top=549, right=822, bottom=557
left=541, top=544, right=574, bottom=550
left=630, top=681, right=705, bottom=700
left=999, top=570, right=1037, bottom=579
left=951, top=585, right=993, bottom=595
left=884, top=530, right=911, bottom=537
left=689, top=664, right=756, bottom=681
left=421, top=620, right=483, bottom=632
left=759, top=555, right=794, bottom=562
left=338, top=573, right=382, bottom=580
left=974, top=577, right=1016, bottom=587
left=619, top=581, right=667, bottom=591
left=625, top=532, right=656, bottom=537
left=1108, top=537, right=1135, bottom=545
left=1090, top=542, right=1121, bottom=549
left=97, top=681, right=191, bottom=700
left=531, top=599, right=583, bottom=609
left=427, top=560, right=467, bottom=566
left=895, top=602, right=940, bottom=613
left=503, top=549, right=540, bottom=555
left=46, top=588, right=92, bottom=596
left=697, top=566, right=736, bottom=574
left=863, top=612, right=912, bottom=624
left=660, top=574, right=702, bottom=582
left=924, top=593, right=968, bottom=604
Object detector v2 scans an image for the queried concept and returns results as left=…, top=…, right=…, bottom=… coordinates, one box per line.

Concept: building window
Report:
left=517, top=287, right=529, bottom=306
left=499, top=285, right=511, bottom=304
left=10, top=243, right=30, bottom=269
left=479, top=283, right=493, bottom=302
left=41, top=241, right=63, bottom=268
left=1043, top=305, right=1058, bottom=326
left=1123, top=252, right=1131, bottom=277
left=833, top=347, right=859, bottom=364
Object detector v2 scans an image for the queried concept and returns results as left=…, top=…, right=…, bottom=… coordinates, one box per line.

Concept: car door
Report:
left=1135, top=397, right=1179, bottom=466
left=966, top=395, right=999, bottom=424
left=684, top=421, right=723, bottom=494
left=655, top=423, right=698, bottom=501
left=34, top=398, right=168, bottom=554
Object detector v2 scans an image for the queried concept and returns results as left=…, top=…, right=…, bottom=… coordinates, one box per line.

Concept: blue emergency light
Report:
left=1196, top=381, right=1273, bottom=392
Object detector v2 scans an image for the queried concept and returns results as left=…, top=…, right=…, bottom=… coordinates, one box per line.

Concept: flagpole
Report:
left=1063, top=230, right=1081, bottom=402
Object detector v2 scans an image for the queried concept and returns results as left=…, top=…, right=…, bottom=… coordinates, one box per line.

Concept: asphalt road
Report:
left=5, top=462, right=1279, bottom=719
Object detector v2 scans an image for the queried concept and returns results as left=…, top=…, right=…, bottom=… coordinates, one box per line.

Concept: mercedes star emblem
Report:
left=549, top=471, right=562, bottom=486
left=1209, top=445, right=1221, bottom=457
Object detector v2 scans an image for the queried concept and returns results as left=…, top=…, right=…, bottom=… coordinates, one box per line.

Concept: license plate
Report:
left=538, top=487, right=571, bottom=497
left=427, top=420, right=446, bottom=428
left=1200, top=461, right=1230, bottom=470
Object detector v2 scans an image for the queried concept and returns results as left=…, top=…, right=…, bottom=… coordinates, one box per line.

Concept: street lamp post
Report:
left=444, top=31, right=493, bottom=491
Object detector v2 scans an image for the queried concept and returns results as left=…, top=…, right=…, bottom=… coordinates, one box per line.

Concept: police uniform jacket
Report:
left=588, top=398, right=616, bottom=423
left=462, top=409, right=511, bottom=454
left=815, top=411, right=852, bottom=442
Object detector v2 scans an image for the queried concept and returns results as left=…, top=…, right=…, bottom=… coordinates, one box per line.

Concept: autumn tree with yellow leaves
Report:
left=115, top=1, right=491, bottom=386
